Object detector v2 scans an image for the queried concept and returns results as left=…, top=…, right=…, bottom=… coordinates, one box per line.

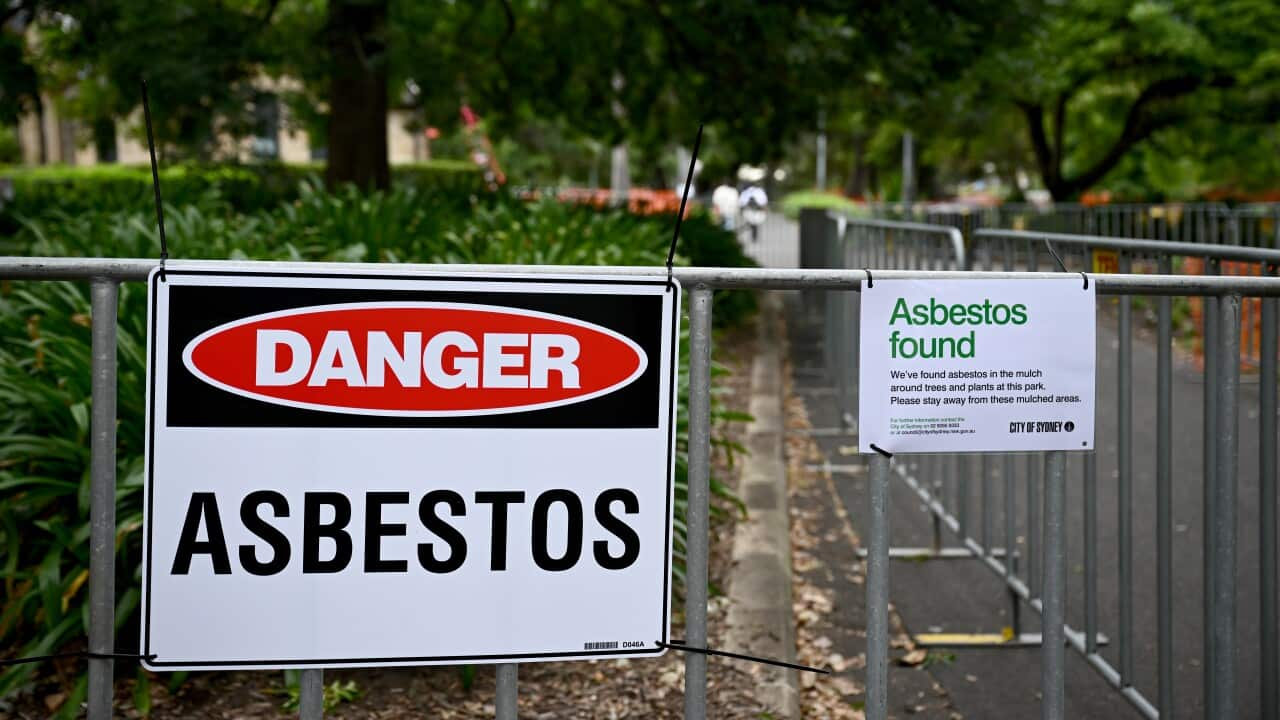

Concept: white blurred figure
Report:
left=711, top=184, right=740, bottom=231
left=739, top=185, right=768, bottom=242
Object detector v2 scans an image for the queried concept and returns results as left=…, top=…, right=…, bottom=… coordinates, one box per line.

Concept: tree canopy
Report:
left=944, top=0, right=1280, bottom=199
left=2, top=0, right=1278, bottom=198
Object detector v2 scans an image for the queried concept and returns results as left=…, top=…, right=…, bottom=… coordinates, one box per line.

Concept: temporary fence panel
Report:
left=870, top=201, right=1280, bottom=249
left=971, top=228, right=1280, bottom=370
left=6, top=252, right=1280, bottom=720
left=804, top=212, right=1280, bottom=719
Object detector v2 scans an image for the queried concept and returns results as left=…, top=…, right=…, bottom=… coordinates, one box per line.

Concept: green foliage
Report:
left=0, top=163, right=485, bottom=231
left=0, top=280, right=149, bottom=701
left=921, top=651, right=957, bottom=669
left=0, top=126, right=19, bottom=165
left=24, top=1, right=288, bottom=158
left=458, top=664, right=477, bottom=691
left=277, top=671, right=361, bottom=713
left=942, top=0, right=1280, bottom=199
left=0, top=187, right=755, bottom=705
left=779, top=191, right=869, bottom=221
left=132, top=668, right=152, bottom=717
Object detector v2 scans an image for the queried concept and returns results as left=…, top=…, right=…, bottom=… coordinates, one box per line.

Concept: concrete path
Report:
left=725, top=292, right=801, bottom=717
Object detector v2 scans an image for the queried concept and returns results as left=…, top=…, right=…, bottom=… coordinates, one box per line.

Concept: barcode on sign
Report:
left=584, top=641, right=619, bottom=650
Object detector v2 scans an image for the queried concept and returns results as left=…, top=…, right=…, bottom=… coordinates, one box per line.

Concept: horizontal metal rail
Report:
left=975, top=228, right=1280, bottom=265
left=829, top=215, right=967, bottom=270
left=9, top=256, right=1280, bottom=295
left=871, top=200, right=1280, bottom=249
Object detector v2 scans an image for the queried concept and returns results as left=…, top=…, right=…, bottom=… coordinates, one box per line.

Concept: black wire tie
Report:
left=1043, top=239, right=1068, bottom=274
left=140, top=78, right=169, bottom=282
left=869, top=443, right=893, bottom=458
left=666, top=123, right=704, bottom=293
left=1080, top=272, right=1089, bottom=290
left=0, top=650, right=157, bottom=668
left=864, top=268, right=874, bottom=288
left=656, top=640, right=829, bottom=675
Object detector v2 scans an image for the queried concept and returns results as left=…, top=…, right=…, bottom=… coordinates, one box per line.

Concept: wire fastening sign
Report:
left=141, top=263, right=680, bottom=670
left=858, top=277, right=1095, bottom=454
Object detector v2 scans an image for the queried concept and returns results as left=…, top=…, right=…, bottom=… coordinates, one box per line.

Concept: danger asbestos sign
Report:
left=141, top=264, right=680, bottom=670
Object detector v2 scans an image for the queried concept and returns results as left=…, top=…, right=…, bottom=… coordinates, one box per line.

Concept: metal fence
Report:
left=6, top=251, right=1280, bottom=719
left=801, top=210, right=1280, bottom=719
left=871, top=201, right=1280, bottom=249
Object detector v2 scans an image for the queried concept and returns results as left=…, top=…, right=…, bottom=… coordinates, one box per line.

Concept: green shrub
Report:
left=0, top=161, right=485, bottom=231
left=0, top=126, right=20, bottom=164
left=779, top=190, right=869, bottom=220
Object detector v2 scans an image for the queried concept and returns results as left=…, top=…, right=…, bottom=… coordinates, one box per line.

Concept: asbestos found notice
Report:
left=858, top=278, right=1095, bottom=454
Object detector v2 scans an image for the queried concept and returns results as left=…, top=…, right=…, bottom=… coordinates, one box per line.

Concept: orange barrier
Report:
left=518, top=187, right=689, bottom=216
left=1184, top=258, right=1267, bottom=370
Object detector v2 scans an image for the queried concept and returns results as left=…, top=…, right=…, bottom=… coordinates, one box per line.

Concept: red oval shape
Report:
left=182, top=303, right=647, bottom=416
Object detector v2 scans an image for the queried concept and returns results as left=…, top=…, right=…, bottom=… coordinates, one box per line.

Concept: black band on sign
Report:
left=864, top=268, right=874, bottom=288
left=869, top=443, right=893, bottom=459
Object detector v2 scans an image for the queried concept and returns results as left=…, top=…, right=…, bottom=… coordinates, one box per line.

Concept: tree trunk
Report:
left=844, top=132, right=868, bottom=198
left=93, top=117, right=117, bottom=163
left=33, top=93, right=47, bottom=165
left=325, top=0, right=390, bottom=192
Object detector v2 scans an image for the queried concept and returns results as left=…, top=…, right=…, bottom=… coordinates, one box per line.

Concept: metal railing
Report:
left=871, top=201, right=1280, bottom=249
left=802, top=210, right=1280, bottom=719
left=803, top=217, right=966, bottom=430
left=7, top=252, right=1280, bottom=719
left=973, top=228, right=1280, bottom=368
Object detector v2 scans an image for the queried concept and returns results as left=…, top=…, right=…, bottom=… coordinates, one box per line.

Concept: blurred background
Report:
left=2, top=0, right=1277, bottom=206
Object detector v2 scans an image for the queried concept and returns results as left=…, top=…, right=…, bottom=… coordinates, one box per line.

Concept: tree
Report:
left=1, top=2, right=48, bottom=162
left=967, top=0, right=1280, bottom=200
left=324, top=0, right=389, bottom=190
left=24, top=0, right=285, bottom=159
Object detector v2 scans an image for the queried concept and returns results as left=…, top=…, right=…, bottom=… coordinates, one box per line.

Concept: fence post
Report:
left=496, top=663, right=518, bottom=719
left=866, top=453, right=891, bottom=720
left=1210, top=294, right=1240, bottom=719
left=798, top=208, right=825, bottom=270
left=87, top=279, right=119, bottom=720
left=1203, top=263, right=1220, bottom=719
left=298, top=668, right=323, bottom=719
left=1117, top=253, right=1134, bottom=686
left=1157, top=257, right=1174, bottom=715
left=1261, top=266, right=1278, bottom=720
left=684, top=286, right=714, bottom=720
left=1041, top=451, right=1066, bottom=720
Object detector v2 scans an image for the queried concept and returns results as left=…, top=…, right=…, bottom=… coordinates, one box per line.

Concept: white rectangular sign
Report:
left=141, top=263, right=679, bottom=670
left=858, top=278, right=1095, bottom=454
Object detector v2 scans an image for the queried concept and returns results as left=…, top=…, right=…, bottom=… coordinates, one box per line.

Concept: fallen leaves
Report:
left=898, top=649, right=929, bottom=667
left=783, top=344, right=962, bottom=720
